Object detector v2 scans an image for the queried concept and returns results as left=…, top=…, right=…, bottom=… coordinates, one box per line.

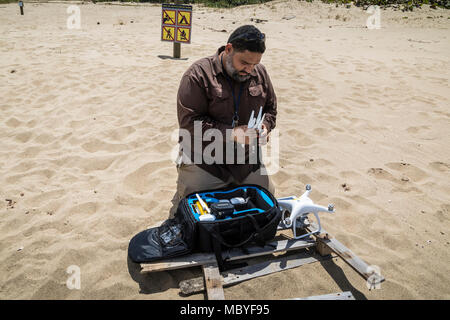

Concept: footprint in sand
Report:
left=105, top=126, right=136, bottom=142
left=5, top=117, right=22, bottom=128
left=79, top=156, right=116, bottom=173
left=304, top=158, right=333, bottom=168
left=14, top=131, right=33, bottom=143
left=34, top=132, right=56, bottom=145
left=18, top=146, right=42, bottom=159
left=285, top=128, right=315, bottom=146
left=406, top=125, right=431, bottom=134
left=69, top=201, right=97, bottom=215
left=81, top=138, right=129, bottom=153
left=298, top=95, right=318, bottom=102
left=123, top=161, right=172, bottom=194
left=339, top=170, right=379, bottom=197
left=432, top=110, right=450, bottom=118
left=339, top=170, right=361, bottom=180
left=327, top=196, right=352, bottom=211
left=6, top=168, right=57, bottom=184
left=385, top=162, right=428, bottom=182
left=367, top=167, right=398, bottom=183
left=312, top=127, right=330, bottom=137
left=434, top=204, right=450, bottom=223
left=428, top=161, right=450, bottom=172
left=272, top=170, right=292, bottom=187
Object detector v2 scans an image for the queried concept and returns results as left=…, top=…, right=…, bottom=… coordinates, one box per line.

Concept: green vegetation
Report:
left=113, top=0, right=450, bottom=9
left=1, top=0, right=448, bottom=9
left=190, top=0, right=273, bottom=8
left=0, top=0, right=272, bottom=5
left=319, top=0, right=450, bottom=10
left=86, top=0, right=272, bottom=7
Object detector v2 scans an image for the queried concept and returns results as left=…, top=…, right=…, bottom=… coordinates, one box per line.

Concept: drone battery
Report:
left=230, top=197, right=247, bottom=211
left=230, top=197, right=245, bottom=205
left=210, top=202, right=235, bottom=219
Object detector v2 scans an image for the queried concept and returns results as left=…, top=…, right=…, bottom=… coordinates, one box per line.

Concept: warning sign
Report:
left=177, top=10, right=191, bottom=27
left=162, top=9, right=176, bottom=25
left=161, top=3, right=192, bottom=44
left=176, top=27, right=190, bottom=43
left=162, top=26, right=175, bottom=41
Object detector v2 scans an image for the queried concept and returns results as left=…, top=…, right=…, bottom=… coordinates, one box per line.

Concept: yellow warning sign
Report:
left=162, top=9, right=176, bottom=25
left=177, top=11, right=191, bottom=27
left=161, top=4, right=192, bottom=44
left=176, top=27, right=190, bottom=43
left=162, top=26, right=175, bottom=41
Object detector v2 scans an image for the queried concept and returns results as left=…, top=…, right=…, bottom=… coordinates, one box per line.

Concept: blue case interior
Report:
left=187, top=186, right=274, bottom=221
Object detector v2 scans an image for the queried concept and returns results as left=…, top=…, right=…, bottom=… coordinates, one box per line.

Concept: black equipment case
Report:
left=128, top=184, right=281, bottom=270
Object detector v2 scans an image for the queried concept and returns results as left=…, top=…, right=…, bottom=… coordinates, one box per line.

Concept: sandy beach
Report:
left=0, top=0, right=449, bottom=300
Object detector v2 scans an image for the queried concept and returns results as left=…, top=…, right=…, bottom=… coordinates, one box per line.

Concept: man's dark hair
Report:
left=227, top=25, right=266, bottom=53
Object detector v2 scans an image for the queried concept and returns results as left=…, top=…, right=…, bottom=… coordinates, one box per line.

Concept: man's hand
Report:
left=231, top=125, right=258, bottom=145
left=231, top=124, right=270, bottom=145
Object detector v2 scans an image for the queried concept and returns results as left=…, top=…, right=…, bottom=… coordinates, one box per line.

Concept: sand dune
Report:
left=0, top=0, right=449, bottom=299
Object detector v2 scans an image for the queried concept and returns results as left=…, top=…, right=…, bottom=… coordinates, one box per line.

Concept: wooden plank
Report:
left=288, top=291, right=355, bottom=300
left=316, top=233, right=333, bottom=256
left=180, top=251, right=331, bottom=295
left=223, top=237, right=315, bottom=261
left=140, top=252, right=216, bottom=273
left=140, top=237, right=315, bottom=274
left=307, top=223, right=385, bottom=285
left=202, top=262, right=225, bottom=300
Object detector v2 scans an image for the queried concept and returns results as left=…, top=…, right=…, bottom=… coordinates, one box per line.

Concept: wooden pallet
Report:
left=139, top=222, right=384, bottom=300
left=287, top=291, right=355, bottom=300
left=179, top=249, right=332, bottom=296
left=306, top=223, right=385, bottom=285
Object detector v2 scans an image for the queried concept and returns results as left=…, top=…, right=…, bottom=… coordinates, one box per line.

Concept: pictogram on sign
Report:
left=162, top=26, right=175, bottom=41
left=177, top=11, right=191, bottom=27
left=176, top=27, right=191, bottom=43
left=162, top=9, right=176, bottom=26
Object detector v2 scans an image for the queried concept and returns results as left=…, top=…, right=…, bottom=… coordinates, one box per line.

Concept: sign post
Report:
left=173, top=0, right=181, bottom=58
left=161, top=2, right=192, bottom=59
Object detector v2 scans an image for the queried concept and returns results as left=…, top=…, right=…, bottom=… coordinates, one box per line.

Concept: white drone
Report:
left=277, top=184, right=335, bottom=239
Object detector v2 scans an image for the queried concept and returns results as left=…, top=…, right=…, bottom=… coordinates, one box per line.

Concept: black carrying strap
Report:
left=212, top=211, right=279, bottom=248
left=247, top=214, right=266, bottom=247
left=210, top=210, right=280, bottom=271
left=220, top=54, right=243, bottom=128
left=211, top=232, right=248, bottom=272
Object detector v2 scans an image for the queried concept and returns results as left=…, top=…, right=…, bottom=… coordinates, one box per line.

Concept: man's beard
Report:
left=224, top=54, right=251, bottom=82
